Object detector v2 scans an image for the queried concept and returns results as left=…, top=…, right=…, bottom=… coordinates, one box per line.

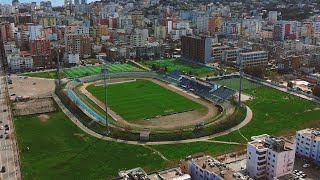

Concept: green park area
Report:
left=143, top=59, right=217, bottom=76
left=86, top=80, right=205, bottom=121
left=213, top=86, right=320, bottom=142
left=14, top=110, right=237, bottom=179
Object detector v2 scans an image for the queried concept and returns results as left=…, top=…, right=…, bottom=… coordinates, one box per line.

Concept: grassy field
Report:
left=213, top=86, right=320, bottom=142
left=214, top=78, right=261, bottom=90
left=86, top=80, right=205, bottom=121
left=14, top=111, right=166, bottom=179
left=14, top=109, right=238, bottom=178
left=23, top=70, right=67, bottom=79
left=149, top=142, right=241, bottom=160
left=63, top=64, right=143, bottom=78
left=144, top=59, right=217, bottom=76
left=23, top=64, right=143, bottom=79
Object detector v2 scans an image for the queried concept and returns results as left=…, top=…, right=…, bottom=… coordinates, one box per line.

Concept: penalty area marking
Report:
left=95, top=79, right=137, bottom=86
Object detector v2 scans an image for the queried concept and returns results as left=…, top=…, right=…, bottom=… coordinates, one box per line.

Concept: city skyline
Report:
left=0, top=0, right=95, bottom=6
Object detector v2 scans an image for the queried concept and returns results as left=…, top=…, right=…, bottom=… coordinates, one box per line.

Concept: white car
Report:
left=4, top=130, right=8, bottom=134
left=0, top=126, right=3, bottom=130
left=303, top=164, right=310, bottom=168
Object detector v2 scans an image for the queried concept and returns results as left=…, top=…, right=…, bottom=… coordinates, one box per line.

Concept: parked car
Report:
left=303, top=164, right=310, bottom=168
left=0, top=126, right=3, bottom=130
left=0, top=135, right=3, bottom=138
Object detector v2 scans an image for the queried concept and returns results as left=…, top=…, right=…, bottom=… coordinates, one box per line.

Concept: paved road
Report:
left=0, top=76, right=20, bottom=180
left=0, top=51, right=20, bottom=179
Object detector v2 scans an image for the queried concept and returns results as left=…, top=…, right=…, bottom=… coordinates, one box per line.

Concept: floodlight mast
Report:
left=239, top=59, right=243, bottom=107
left=102, top=65, right=109, bottom=135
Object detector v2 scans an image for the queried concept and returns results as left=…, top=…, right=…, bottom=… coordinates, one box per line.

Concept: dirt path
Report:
left=79, top=78, right=219, bottom=129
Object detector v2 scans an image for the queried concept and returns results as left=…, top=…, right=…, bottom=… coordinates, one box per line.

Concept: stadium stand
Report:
left=168, top=70, right=183, bottom=80
left=178, top=76, right=235, bottom=102
left=67, top=89, right=106, bottom=123
left=207, top=74, right=240, bottom=81
left=211, top=86, right=235, bottom=100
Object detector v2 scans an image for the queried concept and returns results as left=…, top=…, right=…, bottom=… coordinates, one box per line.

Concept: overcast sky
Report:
left=0, top=0, right=97, bottom=7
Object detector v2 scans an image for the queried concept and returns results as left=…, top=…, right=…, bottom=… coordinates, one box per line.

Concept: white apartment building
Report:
left=268, top=11, right=278, bottom=24
left=180, top=155, right=252, bottom=180
left=212, top=45, right=230, bottom=62
left=129, top=34, right=145, bottom=47
left=8, top=55, right=33, bottom=72
left=65, top=53, right=80, bottom=65
left=296, top=128, right=320, bottom=164
left=29, top=25, right=43, bottom=41
left=237, top=51, right=268, bottom=67
left=283, top=40, right=304, bottom=52
left=221, top=48, right=244, bottom=63
left=74, top=27, right=89, bottom=34
left=246, top=134, right=295, bottom=180
left=196, top=16, right=209, bottom=33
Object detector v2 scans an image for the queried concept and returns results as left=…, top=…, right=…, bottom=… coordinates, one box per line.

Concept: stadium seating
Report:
left=67, top=89, right=106, bottom=123
left=211, top=86, right=235, bottom=100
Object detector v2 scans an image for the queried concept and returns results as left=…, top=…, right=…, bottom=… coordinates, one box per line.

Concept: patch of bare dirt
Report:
left=38, top=114, right=49, bottom=122
left=74, top=133, right=90, bottom=141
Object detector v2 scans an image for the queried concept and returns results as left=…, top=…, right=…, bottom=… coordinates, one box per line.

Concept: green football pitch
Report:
left=86, top=80, right=205, bottom=121
left=63, top=64, right=143, bottom=77
left=143, top=59, right=217, bottom=76
left=215, top=78, right=261, bottom=90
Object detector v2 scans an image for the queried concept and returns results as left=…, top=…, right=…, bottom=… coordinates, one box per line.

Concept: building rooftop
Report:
left=118, top=167, right=149, bottom=180
left=148, top=168, right=191, bottom=180
left=240, top=51, right=267, bottom=55
left=190, top=155, right=252, bottom=180
left=297, top=128, right=320, bottom=141
left=249, top=134, right=294, bottom=152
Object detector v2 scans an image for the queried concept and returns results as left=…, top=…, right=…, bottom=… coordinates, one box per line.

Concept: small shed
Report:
left=140, top=128, right=150, bottom=141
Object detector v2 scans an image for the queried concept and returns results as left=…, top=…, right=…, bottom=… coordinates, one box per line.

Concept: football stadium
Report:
left=59, top=65, right=248, bottom=142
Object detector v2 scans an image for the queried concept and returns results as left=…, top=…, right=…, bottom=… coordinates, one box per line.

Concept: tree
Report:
left=244, top=66, right=266, bottom=79
left=312, top=85, right=320, bottom=97
left=287, top=81, right=294, bottom=88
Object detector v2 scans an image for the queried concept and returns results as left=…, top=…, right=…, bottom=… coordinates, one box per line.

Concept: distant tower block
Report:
left=64, top=0, right=73, bottom=15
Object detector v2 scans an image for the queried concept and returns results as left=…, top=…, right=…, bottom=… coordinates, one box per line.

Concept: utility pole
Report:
left=56, top=47, right=61, bottom=86
left=101, top=65, right=109, bottom=135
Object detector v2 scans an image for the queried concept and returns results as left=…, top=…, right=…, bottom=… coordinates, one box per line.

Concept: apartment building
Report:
left=212, top=45, right=230, bottom=62
left=296, top=128, right=320, bottom=165
left=0, top=22, right=15, bottom=42
left=129, top=34, right=145, bottom=47
left=39, top=16, right=57, bottom=28
left=64, top=34, right=91, bottom=58
left=246, top=134, right=295, bottom=180
left=180, top=155, right=252, bottom=180
left=237, top=51, right=268, bottom=67
left=8, top=54, right=33, bottom=72
left=30, top=39, right=52, bottom=67
left=221, top=48, right=244, bottom=63
left=181, top=35, right=213, bottom=63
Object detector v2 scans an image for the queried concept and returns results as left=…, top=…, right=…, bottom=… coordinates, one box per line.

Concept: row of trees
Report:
left=243, top=66, right=265, bottom=79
